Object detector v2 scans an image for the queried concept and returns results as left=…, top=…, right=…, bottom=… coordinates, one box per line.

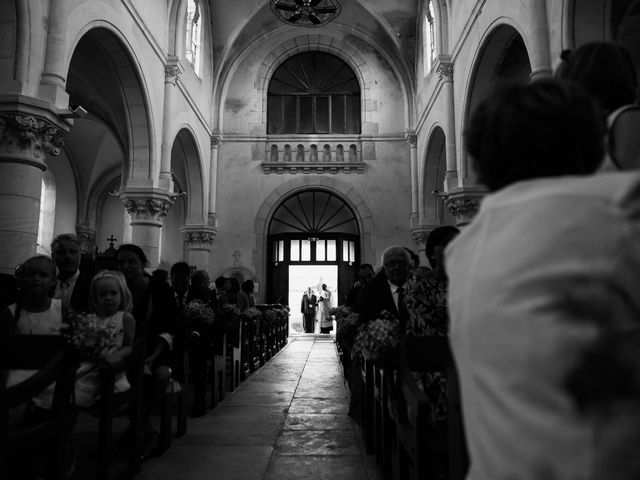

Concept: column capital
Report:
left=436, top=54, right=454, bottom=82
left=0, top=113, right=66, bottom=167
left=444, top=187, right=486, bottom=227
left=120, top=188, right=175, bottom=226
left=404, top=130, right=417, bottom=148
left=164, top=58, right=183, bottom=86
left=211, top=133, right=223, bottom=149
left=75, top=224, right=97, bottom=256
left=181, top=224, right=217, bottom=251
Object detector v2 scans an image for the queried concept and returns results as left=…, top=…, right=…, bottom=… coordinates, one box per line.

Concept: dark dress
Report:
left=131, top=275, right=178, bottom=367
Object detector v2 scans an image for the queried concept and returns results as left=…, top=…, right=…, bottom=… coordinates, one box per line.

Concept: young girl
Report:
left=74, top=270, right=136, bottom=407
left=1, top=255, right=62, bottom=424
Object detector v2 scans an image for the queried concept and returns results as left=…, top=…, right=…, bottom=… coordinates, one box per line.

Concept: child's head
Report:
left=15, top=255, right=57, bottom=298
left=90, top=270, right=133, bottom=315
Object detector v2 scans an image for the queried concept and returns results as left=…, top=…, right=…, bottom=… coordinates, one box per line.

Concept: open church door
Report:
left=266, top=190, right=360, bottom=308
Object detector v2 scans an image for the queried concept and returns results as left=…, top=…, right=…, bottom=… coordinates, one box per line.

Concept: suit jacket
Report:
left=301, top=293, right=317, bottom=315
left=69, top=272, right=92, bottom=314
left=356, top=275, right=408, bottom=326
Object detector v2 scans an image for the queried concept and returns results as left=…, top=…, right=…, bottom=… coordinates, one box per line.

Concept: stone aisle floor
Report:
left=138, top=335, right=380, bottom=480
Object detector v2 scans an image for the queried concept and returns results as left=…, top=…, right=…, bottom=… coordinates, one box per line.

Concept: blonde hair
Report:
left=90, top=270, right=133, bottom=313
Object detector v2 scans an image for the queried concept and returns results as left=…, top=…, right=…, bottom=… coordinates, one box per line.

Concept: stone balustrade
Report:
left=262, top=137, right=365, bottom=174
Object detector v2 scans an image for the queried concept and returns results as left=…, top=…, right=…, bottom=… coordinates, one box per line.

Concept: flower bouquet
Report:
left=62, top=311, right=118, bottom=360
left=353, top=310, right=404, bottom=367
left=335, top=307, right=359, bottom=353
left=183, top=299, right=215, bottom=328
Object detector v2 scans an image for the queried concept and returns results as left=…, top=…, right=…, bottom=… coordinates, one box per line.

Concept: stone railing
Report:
left=261, top=136, right=365, bottom=174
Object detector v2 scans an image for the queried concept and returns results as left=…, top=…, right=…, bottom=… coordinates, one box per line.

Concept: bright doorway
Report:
left=288, top=265, right=337, bottom=335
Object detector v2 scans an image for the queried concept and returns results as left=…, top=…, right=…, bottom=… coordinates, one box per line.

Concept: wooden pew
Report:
left=1, top=335, right=78, bottom=480
left=209, top=321, right=227, bottom=408
left=94, top=333, right=147, bottom=480
left=392, top=336, right=469, bottom=480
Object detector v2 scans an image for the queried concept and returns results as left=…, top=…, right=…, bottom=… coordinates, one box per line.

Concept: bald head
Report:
left=381, top=246, right=411, bottom=286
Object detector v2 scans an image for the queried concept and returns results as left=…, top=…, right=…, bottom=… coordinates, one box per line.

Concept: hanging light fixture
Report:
left=270, top=0, right=341, bottom=27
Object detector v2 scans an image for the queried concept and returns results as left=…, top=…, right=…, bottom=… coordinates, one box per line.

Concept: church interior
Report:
left=1, top=0, right=640, bottom=479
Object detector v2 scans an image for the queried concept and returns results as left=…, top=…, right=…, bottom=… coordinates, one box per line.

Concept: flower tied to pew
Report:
left=333, top=306, right=359, bottom=353
left=353, top=310, right=405, bottom=367
left=183, top=300, right=215, bottom=329
left=264, top=309, right=278, bottom=326
left=61, top=311, right=119, bottom=360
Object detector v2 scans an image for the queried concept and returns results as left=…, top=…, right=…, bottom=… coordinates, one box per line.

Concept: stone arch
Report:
left=422, top=125, right=454, bottom=225
left=253, top=176, right=374, bottom=296
left=167, top=0, right=188, bottom=56
left=435, top=0, right=451, bottom=54
left=254, top=36, right=370, bottom=127
left=461, top=22, right=532, bottom=182
left=66, top=26, right=154, bottom=185
left=170, top=127, right=207, bottom=224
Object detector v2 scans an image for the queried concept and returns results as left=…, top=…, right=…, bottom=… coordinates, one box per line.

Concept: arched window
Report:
left=185, top=0, right=202, bottom=75
left=423, top=1, right=437, bottom=75
left=267, top=52, right=361, bottom=134
left=37, top=172, right=56, bottom=255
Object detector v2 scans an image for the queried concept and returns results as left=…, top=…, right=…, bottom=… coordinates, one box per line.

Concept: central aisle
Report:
left=139, top=335, right=379, bottom=480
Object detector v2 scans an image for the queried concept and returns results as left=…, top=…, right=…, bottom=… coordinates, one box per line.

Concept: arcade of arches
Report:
left=1, top=1, right=639, bottom=301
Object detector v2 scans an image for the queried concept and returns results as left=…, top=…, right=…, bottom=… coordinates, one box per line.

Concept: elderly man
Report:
left=51, top=233, right=91, bottom=314
left=357, top=246, right=410, bottom=326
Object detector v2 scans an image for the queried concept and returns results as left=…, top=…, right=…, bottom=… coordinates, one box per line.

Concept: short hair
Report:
left=465, top=79, right=606, bottom=192
left=90, top=270, right=133, bottom=313
left=557, top=42, right=638, bottom=113
left=51, top=233, right=81, bottom=253
left=116, top=244, right=148, bottom=267
left=381, top=246, right=411, bottom=266
left=170, top=261, right=191, bottom=278
left=192, top=270, right=210, bottom=289
left=425, top=226, right=460, bottom=268
left=241, top=279, right=254, bottom=293
left=358, top=263, right=374, bottom=273
left=16, top=255, right=57, bottom=278
left=214, top=276, right=227, bottom=289
left=228, top=277, right=240, bottom=293
left=404, top=247, right=420, bottom=267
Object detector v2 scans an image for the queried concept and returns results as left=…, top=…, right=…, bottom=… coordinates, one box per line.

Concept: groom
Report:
left=300, top=287, right=317, bottom=333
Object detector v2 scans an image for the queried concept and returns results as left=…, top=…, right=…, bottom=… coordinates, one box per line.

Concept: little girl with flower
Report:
left=70, top=270, right=135, bottom=407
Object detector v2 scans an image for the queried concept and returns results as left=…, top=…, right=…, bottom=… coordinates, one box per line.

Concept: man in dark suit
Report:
left=300, top=287, right=317, bottom=333
left=171, top=261, right=211, bottom=417
left=345, top=263, right=375, bottom=312
left=357, top=246, right=411, bottom=327
left=51, top=233, right=92, bottom=314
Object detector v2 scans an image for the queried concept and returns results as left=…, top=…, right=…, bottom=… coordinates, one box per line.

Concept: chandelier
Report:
left=270, top=0, right=341, bottom=27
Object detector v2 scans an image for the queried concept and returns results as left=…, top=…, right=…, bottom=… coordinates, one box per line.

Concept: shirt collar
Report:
left=387, top=280, right=407, bottom=293
left=58, top=270, right=80, bottom=286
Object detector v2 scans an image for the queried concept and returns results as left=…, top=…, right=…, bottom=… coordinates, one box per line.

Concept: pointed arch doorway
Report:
left=267, top=189, right=360, bottom=328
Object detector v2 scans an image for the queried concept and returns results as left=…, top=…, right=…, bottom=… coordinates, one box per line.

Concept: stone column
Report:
left=437, top=55, right=459, bottom=191
left=0, top=111, right=67, bottom=273
left=181, top=225, right=217, bottom=270
left=405, top=131, right=419, bottom=224
left=208, top=134, right=221, bottom=227
left=120, top=189, right=174, bottom=268
left=445, top=187, right=486, bottom=227
left=529, top=3, right=553, bottom=82
left=159, top=59, right=182, bottom=188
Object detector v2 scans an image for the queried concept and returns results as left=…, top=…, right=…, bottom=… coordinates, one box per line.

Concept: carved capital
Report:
left=445, top=194, right=483, bottom=226
left=164, top=63, right=182, bottom=86
left=211, top=134, right=222, bottom=149
left=404, top=130, right=417, bottom=148
left=437, top=54, right=453, bottom=81
left=0, top=114, right=66, bottom=162
left=76, top=225, right=97, bottom=255
left=124, top=198, right=172, bottom=224
left=181, top=225, right=217, bottom=251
